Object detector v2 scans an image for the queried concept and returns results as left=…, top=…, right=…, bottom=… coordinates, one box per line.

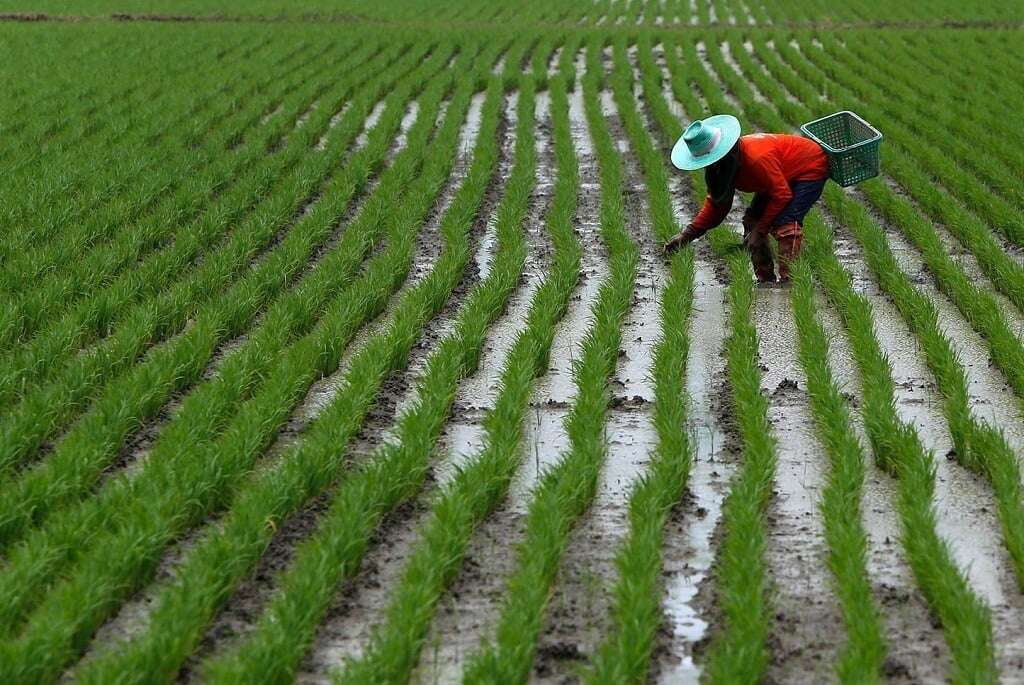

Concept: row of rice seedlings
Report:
left=0, top=36, right=325, bottom=306
left=0, top=30, right=136, bottom=159
left=0, top=40, right=496, bottom=636
left=737, top=35, right=1024, bottom=321
left=199, top=58, right=544, bottom=685
left=0, top=39, right=427, bottom=464
left=0, top=42, right=455, bottom=548
left=805, top=216, right=999, bottom=683
left=699, top=35, right=1000, bottom=680
left=787, top=258, right=889, bottom=681
left=702, top=36, right=887, bottom=682
left=0, top=43, right=499, bottom=684
left=762, top=33, right=1024, bottom=315
left=744, top=38, right=1024, bottom=588
left=584, top=35, right=697, bottom=683
left=795, top=36, right=1024, bottom=369
left=0, top=34, right=283, bottom=290
left=58, top=44, right=514, bottom=685
left=784, top=34, right=1024, bottom=312
left=457, top=35, right=640, bottom=683
left=809, top=32, right=1024, bottom=246
left=850, top=31, right=1024, bottom=210
left=0, top=29, right=245, bottom=244
left=333, top=39, right=586, bottom=685
left=0, top=38, right=357, bottom=349
left=659, top=36, right=777, bottom=682
left=0, top=40, right=410, bottom=418
left=889, top=29, right=1024, bottom=170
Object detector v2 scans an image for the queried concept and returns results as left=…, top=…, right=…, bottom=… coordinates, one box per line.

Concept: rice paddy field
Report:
left=2, top=1, right=1024, bottom=682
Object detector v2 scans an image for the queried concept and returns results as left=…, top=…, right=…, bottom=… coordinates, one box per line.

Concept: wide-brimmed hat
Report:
left=671, top=115, right=741, bottom=170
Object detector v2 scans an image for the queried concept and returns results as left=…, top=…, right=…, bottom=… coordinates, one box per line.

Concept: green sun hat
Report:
left=671, top=114, right=741, bottom=170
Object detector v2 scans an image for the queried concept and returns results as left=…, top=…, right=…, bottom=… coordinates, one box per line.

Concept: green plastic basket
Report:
left=800, top=111, right=882, bottom=187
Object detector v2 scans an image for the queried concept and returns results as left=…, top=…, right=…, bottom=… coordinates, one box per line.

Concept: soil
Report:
left=290, top=89, right=520, bottom=682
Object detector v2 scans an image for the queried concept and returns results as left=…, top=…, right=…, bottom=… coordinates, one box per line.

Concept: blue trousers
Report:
left=746, top=178, right=828, bottom=227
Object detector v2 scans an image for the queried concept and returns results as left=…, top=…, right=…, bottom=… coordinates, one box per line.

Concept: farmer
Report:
left=663, top=115, right=829, bottom=282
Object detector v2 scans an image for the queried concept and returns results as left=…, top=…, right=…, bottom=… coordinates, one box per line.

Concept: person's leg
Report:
left=743, top=219, right=776, bottom=282
left=771, top=179, right=826, bottom=280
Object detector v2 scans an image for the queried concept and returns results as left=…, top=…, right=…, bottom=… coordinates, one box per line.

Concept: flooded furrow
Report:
left=532, top=95, right=661, bottom=683
left=815, top=295, right=952, bottom=683
left=755, top=285, right=844, bottom=683
left=831, top=218, right=1024, bottom=671
left=643, top=69, right=733, bottom=685
left=293, top=91, right=521, bottom=681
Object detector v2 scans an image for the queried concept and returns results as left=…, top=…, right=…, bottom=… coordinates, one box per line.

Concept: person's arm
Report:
left=751, top=153, right=793, bottom=234
left=691, top=189, right=734, bottom=234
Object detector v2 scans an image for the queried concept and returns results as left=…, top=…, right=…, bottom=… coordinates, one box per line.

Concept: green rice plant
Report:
left=757, top=34, right=1024, bottom=318
left=200, top=55, right=543, bottom=685
left=584, top=35, right=697, bottom=684
left=0, top=42, right=455, bottom=547
left=699, top=34, right=999, bottom=681
left=788, top=34, right=1024, bottom=312
left=58, top=48, right=509, bottom=685
left=0, top=34, right=274, bottom=285
left=0, top=43, right=501, bottom=684
left=744, top=36, right=1024, bottom=590
left=332, top=38, right=586, bottom=685
left=459, top=35, right=640, bottom=683
left=0, top=36, right=322, bottom=303
left=0, top=40, right=411, bottom=418
left=788, top=258, right=887, bottom=682
left=806, top=32, right=1024, bottom=245
left=656, top=36, right=777, bottom=683
left=0, top=38, right=367, bottom=351
left=0, top=40, right=497, bottom=636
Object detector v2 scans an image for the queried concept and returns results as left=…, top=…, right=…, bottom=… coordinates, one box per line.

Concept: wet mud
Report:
left=530, top=96, right=662, bottom=683
left=292, top=91, right=521, bottom=680
left=754, top=286, right=844, bottom=683
left=831, top=217, right=1024, bottom=675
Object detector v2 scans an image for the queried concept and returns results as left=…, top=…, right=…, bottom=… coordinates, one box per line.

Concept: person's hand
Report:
left=663, top=225, right=699, bottom=254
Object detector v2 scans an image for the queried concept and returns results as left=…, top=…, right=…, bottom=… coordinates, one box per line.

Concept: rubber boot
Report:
left=744, top=224, right=776, bottom=282
left=774, top=222, right=804, bottom=281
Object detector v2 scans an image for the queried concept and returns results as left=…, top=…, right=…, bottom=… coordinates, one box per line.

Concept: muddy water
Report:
left=407, top=92, right=558, bottom=683
left=657, top=256, right=731, bottom=685
left=414, top=69, right=602, bottom=681
left=509, top=69, right=605, bottom=505
left=353, top=99, right=386, bottom=151
left=531, top=97, right=664, bottom=683
left=295, top=92, right=522, bottom=681
left=832, top=222, right=1024, bottom=674
left=815, top=296, right=953, bottom=682
left=643, top=83, right=734, bottom=682
left=755, top=285, right=844, bottom=683
left=719, top=41, right=766, bottom=103
left=871, top=203, right=1024, bottom=453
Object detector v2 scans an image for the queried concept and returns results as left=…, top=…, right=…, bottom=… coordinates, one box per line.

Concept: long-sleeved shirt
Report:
left=691, top=133, right=829, bottom=234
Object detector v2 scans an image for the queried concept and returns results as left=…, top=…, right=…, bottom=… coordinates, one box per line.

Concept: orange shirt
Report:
left=691, top=133, right=830, bottom=234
